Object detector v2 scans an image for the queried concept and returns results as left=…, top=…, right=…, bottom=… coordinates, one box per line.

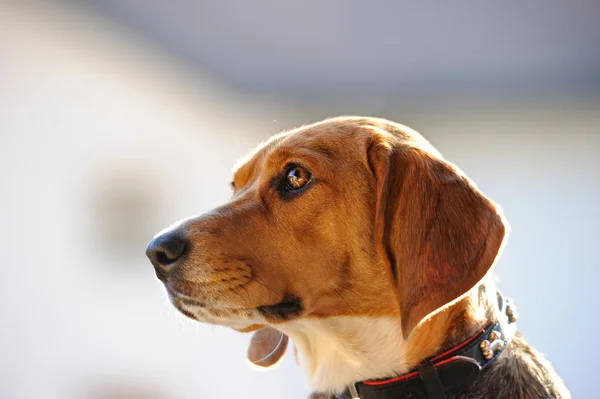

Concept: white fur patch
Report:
left=278, top=316, right=409, bottom=394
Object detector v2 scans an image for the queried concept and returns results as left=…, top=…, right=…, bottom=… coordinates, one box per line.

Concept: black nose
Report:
left=146, top=232, right=188, bottom=278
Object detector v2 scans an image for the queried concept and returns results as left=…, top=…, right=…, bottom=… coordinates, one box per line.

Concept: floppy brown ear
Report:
left=368, top=131, right=506, bottom=339
left=246, top=327, right=289, bottom=368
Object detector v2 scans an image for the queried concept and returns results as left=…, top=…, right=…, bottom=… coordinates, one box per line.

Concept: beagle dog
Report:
left=146, top=117, right=569, bottom=399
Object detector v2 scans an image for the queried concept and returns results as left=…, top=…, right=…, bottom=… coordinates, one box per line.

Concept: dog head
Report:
left=146, top=116, right=506, bottom=368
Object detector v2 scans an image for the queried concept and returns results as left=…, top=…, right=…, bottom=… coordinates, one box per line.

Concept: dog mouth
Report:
left=257, top=297, right=303, bottom=320
left=168, top=289, right=303, bottom=323
left=166, top=288, right=206, bottom=307
left=175, top=303, right=200, bottom=320
left=168, top=285, right=303, bottom=326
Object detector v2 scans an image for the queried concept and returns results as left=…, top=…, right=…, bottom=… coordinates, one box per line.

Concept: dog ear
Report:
left=367, top=129, right=506, bottom=339
left=246, top=327, right=289, bottom=368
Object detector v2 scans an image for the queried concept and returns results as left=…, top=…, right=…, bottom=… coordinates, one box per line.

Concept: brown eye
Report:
left=285, top=166, right=311, bottom=191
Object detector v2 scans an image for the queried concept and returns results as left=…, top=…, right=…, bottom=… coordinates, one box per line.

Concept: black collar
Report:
left=337, top=293, right=517, bottom=399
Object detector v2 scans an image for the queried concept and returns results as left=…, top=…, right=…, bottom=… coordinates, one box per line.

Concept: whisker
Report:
left=239, top=284, right=252, bottom=302
left=333, top=287, right=357, bottom=315
left=249, top=275, right=278, bottom=302
left=259, top=306, right=277, bottom=317
left=229, top=286, right=247, bottom=304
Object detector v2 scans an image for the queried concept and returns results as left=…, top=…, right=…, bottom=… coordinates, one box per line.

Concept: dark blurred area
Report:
left=1, top=1, right=598, bottom=398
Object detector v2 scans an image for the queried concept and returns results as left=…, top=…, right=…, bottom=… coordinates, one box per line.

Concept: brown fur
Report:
left=148, top=116, right=569, bottom=398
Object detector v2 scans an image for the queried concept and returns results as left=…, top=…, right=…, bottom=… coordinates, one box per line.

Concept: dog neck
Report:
left=279, top=281, right=497, bottom=395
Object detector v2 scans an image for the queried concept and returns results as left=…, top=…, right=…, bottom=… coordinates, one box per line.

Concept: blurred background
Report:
left=1, top=0, right=598, bottom=398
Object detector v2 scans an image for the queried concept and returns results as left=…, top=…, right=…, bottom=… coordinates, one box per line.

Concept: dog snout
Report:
left=146, top=231, right=188, bottom=280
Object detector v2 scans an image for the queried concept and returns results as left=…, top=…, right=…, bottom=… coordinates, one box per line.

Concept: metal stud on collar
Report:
left=506, top=305, right=517, bottom=324
left=479, top=330, right=505, bottom=360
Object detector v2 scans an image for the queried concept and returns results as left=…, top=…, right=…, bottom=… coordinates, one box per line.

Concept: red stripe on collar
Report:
left=362, top=322, right=492, bottom=387
left=430, top=323, right=492, bottom=362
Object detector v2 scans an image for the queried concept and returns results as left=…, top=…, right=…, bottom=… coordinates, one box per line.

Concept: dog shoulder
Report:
left=462, top=334, right=570, bottom=399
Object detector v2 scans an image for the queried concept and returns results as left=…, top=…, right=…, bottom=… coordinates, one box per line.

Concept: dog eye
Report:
left=284, top=166, right=311, bottom=191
